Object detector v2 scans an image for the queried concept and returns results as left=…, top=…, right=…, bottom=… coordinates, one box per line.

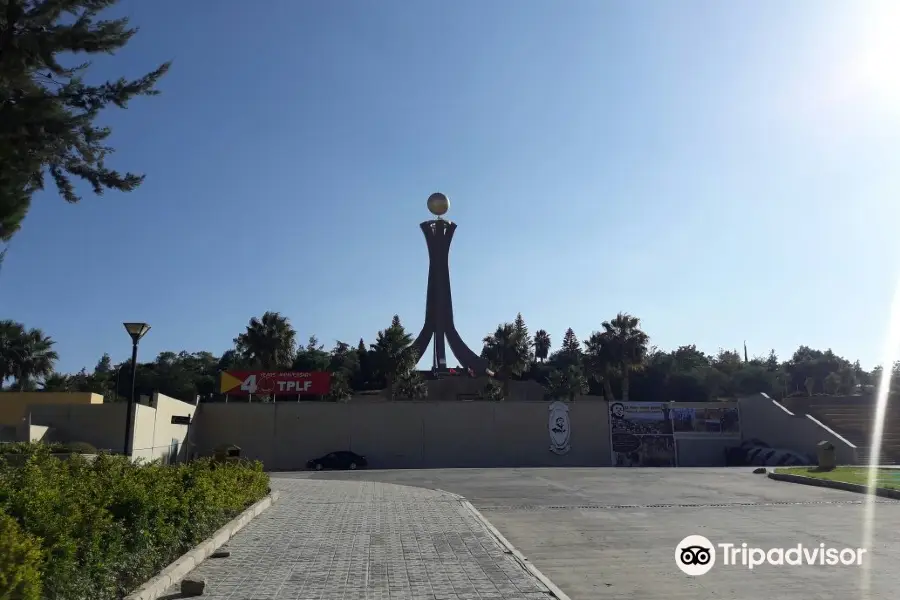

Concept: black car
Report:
left=306, top=450, right=368, bottom=471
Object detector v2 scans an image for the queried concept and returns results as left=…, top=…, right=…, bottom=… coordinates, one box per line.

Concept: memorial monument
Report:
left=411, top=193, right=493, bottom=376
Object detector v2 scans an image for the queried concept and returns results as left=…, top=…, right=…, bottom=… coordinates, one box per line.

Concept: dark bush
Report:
left=60, top=441, right=98, bottom=454
left=0, top=444, right=269, bottom=600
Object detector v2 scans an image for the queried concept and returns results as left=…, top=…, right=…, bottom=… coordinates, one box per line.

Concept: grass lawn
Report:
left=775, top=466, right=900, bottom=490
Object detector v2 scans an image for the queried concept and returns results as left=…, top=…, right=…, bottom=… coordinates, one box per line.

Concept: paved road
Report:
left=169, top=478, right=550, bottom=599
left=298, top=468, right=900, bottom=600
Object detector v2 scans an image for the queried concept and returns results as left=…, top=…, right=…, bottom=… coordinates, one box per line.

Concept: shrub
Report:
left=0, top=510, right=43, bottom=600
left=0, top=445, right=269, bottom=600
left=0, top=441, right=66, bottom=455
left=61, top=441, right=98, bottom=454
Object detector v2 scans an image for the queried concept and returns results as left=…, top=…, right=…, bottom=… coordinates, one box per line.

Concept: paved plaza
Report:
left=298, top=468, right=900, bottom=600
left=167, top=478, right=552, bottom=600
left=170, top=467, right=900, bottom=600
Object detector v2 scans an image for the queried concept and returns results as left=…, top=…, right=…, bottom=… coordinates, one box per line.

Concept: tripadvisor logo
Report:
left=675, top=535, right=867, bottom=575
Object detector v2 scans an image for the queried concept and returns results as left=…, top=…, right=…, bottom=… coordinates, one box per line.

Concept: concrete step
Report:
left=855, top=443, right=900, bottom=462
left=814, top=411, right=900, bottom=419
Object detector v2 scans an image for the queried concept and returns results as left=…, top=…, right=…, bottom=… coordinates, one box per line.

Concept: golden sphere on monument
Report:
left=427, top=192, right=450, bottom=216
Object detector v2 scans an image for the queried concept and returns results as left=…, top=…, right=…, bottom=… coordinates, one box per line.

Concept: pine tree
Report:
left=355, top=338, right=372, bottom=390
left=0, top=0, right=171, bottom=252
left=512, top=313, right=533, bottom=363
left=561, top=328, right=580, bottom=355
left=94, top=353, right=112, bottom=375
left=550, top=327, right=583, bottom=370
left=372, top=316, right=415, bottom=400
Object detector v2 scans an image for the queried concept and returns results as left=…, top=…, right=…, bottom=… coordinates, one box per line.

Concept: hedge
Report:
left=0, top=441, right=97, bottom=455
left=0, top=444, right=269, bottom=600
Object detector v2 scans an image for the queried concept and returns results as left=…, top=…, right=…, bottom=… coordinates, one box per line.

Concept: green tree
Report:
left=354, top=338, right=374, bottom=390
left=560, top=328, right=581, bottom=358
left=823, top=371, right=841, bottom=395
left=0, top=320, right=25, bottom=387
left=533, top=329, right=551, bottom=363
left=394, top=370, right=427, bottom=400
left=326, top=371, right=353, bottom=402
left=0, top=323, right=57, bottom=390
left=324, top=341, right=360, bottom=402
left=370, top=315, right=416, bottom=401
left=482, top=379, right=504, bottom=401
left=583, top=331, right=616, bottom=401
left=711, top=349, right=744, bottom=376
left=804, top=376, right=815, bottom=397
left=730, top=363, right=778, bottom=397
left=671, top=345, right=710, bottom=371
left=146, top=350, right=219, bottom=402
left=512, top=313, right=533, bottom=364
left=91, top=352, right=113, bottom=398
left=234, top=312, right=297, bottom=370
left=292, top=336, right=331, bottom=372
left=217, top=349, right=249, bottom=373
left=600, top=313, right=649, bottom=402
left=0, top=0, right=171, bottom=259
left=545, top=364, right=588, bottom=402
left=39, top=371, right=71, bottom=391
left=481, top=322, right=531, bottom=399
left=785, top=346, right=853, bottom=396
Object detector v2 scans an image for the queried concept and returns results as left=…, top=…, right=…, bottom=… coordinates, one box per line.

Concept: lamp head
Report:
left=123, top=322, right=151, bottom=343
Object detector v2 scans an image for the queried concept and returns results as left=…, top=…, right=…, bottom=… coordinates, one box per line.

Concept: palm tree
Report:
left=600, top=312, right=649, bottom=402
left=370, top=315, right=416, bottom=401
left=233, top=311, right=297, bottom=370
left=534, top=329, right=551, bottom=363
left=481, top=323, right=531, bottom=399
left=0, top=320, right=26, bottom=388
left=2, top=325, right=59, bottom=390
left=583, top=331, right=617, bottom=401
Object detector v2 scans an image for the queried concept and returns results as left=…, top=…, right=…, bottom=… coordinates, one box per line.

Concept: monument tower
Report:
left=411, top=193, right=493, bottom=376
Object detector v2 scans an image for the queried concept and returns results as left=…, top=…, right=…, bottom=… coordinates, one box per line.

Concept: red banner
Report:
left=220, top=371, right=331, bottom=396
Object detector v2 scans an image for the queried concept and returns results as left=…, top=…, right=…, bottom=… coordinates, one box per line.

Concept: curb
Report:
left=124, top=491, right=280, bottom=600
left=459, top=500, right=572, bottom=600
left=768, top=472, right=900, bottom=500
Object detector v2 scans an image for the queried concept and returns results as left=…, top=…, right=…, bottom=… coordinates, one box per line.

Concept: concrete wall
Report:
left=141, top=393, right=196, bottom=463
left=0, top=392, right=102, bottom=426
left=24, top=392, right=196, bottom=463
left=27, top=402, right=127, bottom=451
left=16, top=390, right=844, bottom=468
left=676, top=437, right=735, bottom=467
left=738, top=393, right=858, bottom=464
left=27, top=424, right=50, bottom=443
left=195, top=399, right=612, bottom=471
left=0, top=425, right=16, bottom=442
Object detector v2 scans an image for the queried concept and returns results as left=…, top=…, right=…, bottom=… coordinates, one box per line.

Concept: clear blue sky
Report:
left=3, top=0, right=900, bottom=373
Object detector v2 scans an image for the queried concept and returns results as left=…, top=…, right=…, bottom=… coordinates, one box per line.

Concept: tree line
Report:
left=0, top=312, right=890, bottom=404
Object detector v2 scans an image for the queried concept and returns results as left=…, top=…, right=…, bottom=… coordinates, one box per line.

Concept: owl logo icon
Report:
left=675, top=535, right=716, bottom=576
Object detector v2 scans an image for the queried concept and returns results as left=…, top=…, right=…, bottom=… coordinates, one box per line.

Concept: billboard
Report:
left=609, top=402, right=677, bottom=467
left=219, top=371, right=331, bottom=396
left=672, top=406, right=741, bottom=436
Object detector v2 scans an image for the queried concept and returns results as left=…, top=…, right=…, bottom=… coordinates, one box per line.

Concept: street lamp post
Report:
left=122, top=322, right=151, bottom=456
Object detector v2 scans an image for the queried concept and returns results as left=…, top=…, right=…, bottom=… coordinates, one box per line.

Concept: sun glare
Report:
left=844, top=3, right=900, bottom=110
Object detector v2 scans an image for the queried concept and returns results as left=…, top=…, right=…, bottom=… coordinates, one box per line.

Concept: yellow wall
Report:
left=0, top=392, right=103, bottom=426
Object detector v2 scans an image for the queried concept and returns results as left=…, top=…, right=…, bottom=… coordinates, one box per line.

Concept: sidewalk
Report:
left=166, top=477, right=554, bottom=599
